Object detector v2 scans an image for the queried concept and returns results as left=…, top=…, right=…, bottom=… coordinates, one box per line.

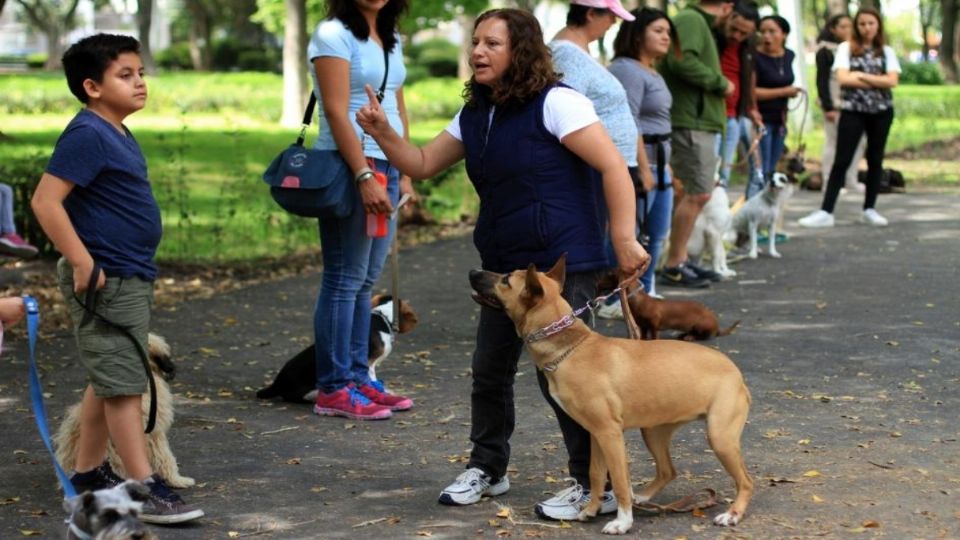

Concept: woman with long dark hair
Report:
left=800, top=8, right=900, bottom=228
left=309, top=0, right=413, bottom=420
left=816, top=14, right=865, bottom=192
left=356, top=6, right=649, bottom=517
left=606, top=7, right=678, bottom=300
left=754, top=15, right=799, bottom=188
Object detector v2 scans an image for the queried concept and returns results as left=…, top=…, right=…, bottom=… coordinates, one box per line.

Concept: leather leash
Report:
left=633, top=488, right=719, bottom=515
left=22, top=295, right=78, bottom=499
left=75, top=264, right=158, bottom=434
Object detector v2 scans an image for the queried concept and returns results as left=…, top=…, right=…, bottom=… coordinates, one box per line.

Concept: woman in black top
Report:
left=754, top=15, right=799, bottom=181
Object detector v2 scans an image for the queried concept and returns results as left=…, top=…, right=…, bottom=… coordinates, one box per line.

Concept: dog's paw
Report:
left=577, top=508, right=597, bottom=521
left=713, top=510, right=741, bottom=526
left=601, top=516, right=633, bottom=535
left=769, top=250, right=782, bottom=259
left=748, top=251, right=758, bottom=259
left=720, top=268, right=737, bottom=278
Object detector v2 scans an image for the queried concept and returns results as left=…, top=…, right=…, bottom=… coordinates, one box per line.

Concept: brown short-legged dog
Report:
left=471, top=257, right=753, bottom=534
left=55, top=334, right=195, bottom=488
left=597, top=273, right=740, bottom=341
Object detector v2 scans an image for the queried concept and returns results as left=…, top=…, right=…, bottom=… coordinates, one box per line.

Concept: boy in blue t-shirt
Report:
left=30, top=34, right=202, bottom=524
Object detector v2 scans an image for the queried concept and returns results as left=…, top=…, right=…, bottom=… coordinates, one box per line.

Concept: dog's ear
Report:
left=545, top=254, right=567, bottom=287
left=522, top=263, right=544, bottom=306
left=397, top=300, right=419, bottom=334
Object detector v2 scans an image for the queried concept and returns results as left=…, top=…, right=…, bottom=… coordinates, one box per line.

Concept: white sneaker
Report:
left=534, top=479, right=617, bottom=521
left=798, top=210, right=835, bottom=228
left=595, top=300, right=624, bottom=320
left=861, top=208, right=888, bottom=226
left=438, top=467, right=509, bottom=506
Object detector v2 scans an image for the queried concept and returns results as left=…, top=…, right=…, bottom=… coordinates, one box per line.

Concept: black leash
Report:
left=75, top=264, right=158, bottom=434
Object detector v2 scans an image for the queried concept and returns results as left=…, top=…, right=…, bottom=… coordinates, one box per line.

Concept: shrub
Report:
left=156, top=43, right=193, bottom=70
left=899, top=61, right=943, bottom=85
left=237, top=50, right=279, bottom=72
left=0, top=153, right=54, bottom=256
left=404, top=63, right=430, bottom=85
left=408, top=38, right=460, bottom=78
left=26, top=53, right=47, bottom=69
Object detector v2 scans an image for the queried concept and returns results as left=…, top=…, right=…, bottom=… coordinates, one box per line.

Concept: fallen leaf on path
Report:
left=862, top=520, right=880, bottom=528
left=286, top=457, right=302, bottom=465
left=0, top=497, right=19, bottom=505
left=802, top=470, right=822, bottom=478
left=19, top=531, right=41, bottom=537
left=812, top=494, right=824, bottom=503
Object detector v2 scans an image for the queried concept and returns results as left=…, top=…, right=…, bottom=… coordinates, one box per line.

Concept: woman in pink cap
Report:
left=539, top=0, right=638, bottom=522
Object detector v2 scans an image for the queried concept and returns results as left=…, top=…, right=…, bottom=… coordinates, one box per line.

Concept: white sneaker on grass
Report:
left=534, top=479, right=617, bottom=521
left=861, top=208, right=888, bottom=226
left=438, top=467, right=509, bottom=506
left=798, top=210, right=835, bottom=228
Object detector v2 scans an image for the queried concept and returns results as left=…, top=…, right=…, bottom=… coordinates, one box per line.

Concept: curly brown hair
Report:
left=462, top=8, right=559, bottom=109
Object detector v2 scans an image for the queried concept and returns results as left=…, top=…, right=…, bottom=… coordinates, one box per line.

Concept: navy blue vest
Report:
left=460, top=85, right=608, bottom=273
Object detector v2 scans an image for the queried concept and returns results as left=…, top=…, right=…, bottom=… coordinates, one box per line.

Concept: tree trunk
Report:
left=281, top=0, right=308, bottom=127
left=186, top=0, right=212, bottom=70
left=857, top=0, right=882, bottom=14
left=0, top=1, right=7, bottom=16
left=43, top=25, right=62, bottom=69
left=457, top=12, right=476, bottom=81
left=137, top=0, right=156, bottom=73
left=942, top=0, right=958, bottom=83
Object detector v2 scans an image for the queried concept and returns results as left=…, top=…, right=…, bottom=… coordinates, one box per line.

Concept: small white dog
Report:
left=732, top=172, right=793, bottom=259
left=687, top=184, right=736, bottom=278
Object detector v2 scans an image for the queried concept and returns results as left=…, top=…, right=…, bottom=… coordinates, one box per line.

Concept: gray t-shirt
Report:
left=607, top=57, right=673, bottom=165
left=550, top=40, right=638, bottom=167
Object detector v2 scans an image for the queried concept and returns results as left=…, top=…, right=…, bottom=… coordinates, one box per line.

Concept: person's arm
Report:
left=857, top=71, right=899, bottom=89
left=356, top=85, right=464, bottom=179
left=836, top=68, right=873, bottom=89
left=755, top=86, right=800, bottom=100
left=560, top=123, right=650, bottom=276
left=395, top=86, right=417, bottom=202
left=30, top=174, right=104, bottom=293
left=815, top=48, right=835, bottom=112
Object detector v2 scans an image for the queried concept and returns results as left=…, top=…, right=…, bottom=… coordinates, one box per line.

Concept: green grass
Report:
left=1, top=72, right=956, bottom=262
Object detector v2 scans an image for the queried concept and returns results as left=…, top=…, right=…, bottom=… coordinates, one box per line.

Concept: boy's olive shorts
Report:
left=57, top=258, right=153, bottom=398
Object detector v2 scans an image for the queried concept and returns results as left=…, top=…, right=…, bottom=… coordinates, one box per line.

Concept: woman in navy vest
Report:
left=357, top=7, right=648, bottom=514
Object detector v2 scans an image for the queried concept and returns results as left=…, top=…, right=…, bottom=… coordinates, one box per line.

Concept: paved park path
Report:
left=1, top=188, right=958, bottom=539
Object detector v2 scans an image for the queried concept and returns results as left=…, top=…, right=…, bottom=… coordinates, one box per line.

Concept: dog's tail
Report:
left=255, top=385, right=279, bottom=399
left=717, top=320, right=741, bottom=337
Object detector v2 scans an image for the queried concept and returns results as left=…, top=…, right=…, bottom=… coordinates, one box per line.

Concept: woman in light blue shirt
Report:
left=308, top=0, right=413, bottom=420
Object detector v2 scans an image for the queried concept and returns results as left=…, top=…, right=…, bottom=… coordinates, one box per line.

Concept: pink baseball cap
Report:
left=570, top=0, right=636, bottom=21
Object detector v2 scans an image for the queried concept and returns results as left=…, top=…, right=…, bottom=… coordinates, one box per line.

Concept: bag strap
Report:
left=298, top=44, right=391, bottom=146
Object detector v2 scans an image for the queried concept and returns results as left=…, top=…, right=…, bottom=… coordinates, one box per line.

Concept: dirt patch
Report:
left=888, top=136, right=960, bottom=161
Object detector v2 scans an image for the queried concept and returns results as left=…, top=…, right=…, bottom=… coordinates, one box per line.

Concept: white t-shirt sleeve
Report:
left=542, top=87, right=599, bottom=140
left=883, top=46, right=902, bottom=73
left=444, top=107, right=465, bottom=141
left=831, top=42, right=850, bottom=71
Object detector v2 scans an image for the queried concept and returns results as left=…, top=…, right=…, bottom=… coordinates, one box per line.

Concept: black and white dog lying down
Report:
left=65, top=481, right=154, bottom=540
left=256, top=295, right=418, bottom=403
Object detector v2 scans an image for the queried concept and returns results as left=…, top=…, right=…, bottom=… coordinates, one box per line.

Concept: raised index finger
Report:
left=364, top=84, right=380, bottom=108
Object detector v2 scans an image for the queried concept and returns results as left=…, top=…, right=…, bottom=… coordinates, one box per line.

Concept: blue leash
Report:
left=24, top=295, right=77, bottom=499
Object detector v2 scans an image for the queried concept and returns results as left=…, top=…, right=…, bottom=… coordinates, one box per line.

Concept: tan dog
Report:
left=55, top=334, right=195, bottom=488
left=597, top=273, right=740, bottom=341
left=470, top=257, right=753, bottom=534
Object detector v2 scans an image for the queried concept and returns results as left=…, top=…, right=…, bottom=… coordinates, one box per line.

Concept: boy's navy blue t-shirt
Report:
left=46, top=109, right=162, bottom=281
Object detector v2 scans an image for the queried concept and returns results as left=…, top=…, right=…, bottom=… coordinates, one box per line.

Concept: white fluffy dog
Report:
left=55, top=334, right=195, bottom=489
left=732, top=172, right=793, bottom=259
left=687, top=184, right=736, bottom=278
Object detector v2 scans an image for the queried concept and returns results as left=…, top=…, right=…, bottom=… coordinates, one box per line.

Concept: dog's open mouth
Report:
left=470, top=291, right=503, bottom=310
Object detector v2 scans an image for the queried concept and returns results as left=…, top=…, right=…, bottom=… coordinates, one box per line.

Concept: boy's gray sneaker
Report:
left=140, top=474, right=204, bottom=524
left=534, top=479, right=617, bottom=521
left=69, top=461, right=125, bottom=494
left=438, top=467, right=510, bottom=506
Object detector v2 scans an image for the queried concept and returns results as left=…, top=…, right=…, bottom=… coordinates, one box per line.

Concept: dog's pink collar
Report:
left=524, top=313, right=578, bottom=343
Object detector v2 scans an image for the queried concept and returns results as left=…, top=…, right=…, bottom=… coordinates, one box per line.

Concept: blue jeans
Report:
left=0, top=183, right=15, bottom=234
left=718, top=116, right=762, bottom=189
left=759, top=122, right=787, bottom=177
left=315, top=158, right=399, bottom=392
left=639, top=167, right=673, bottom=294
